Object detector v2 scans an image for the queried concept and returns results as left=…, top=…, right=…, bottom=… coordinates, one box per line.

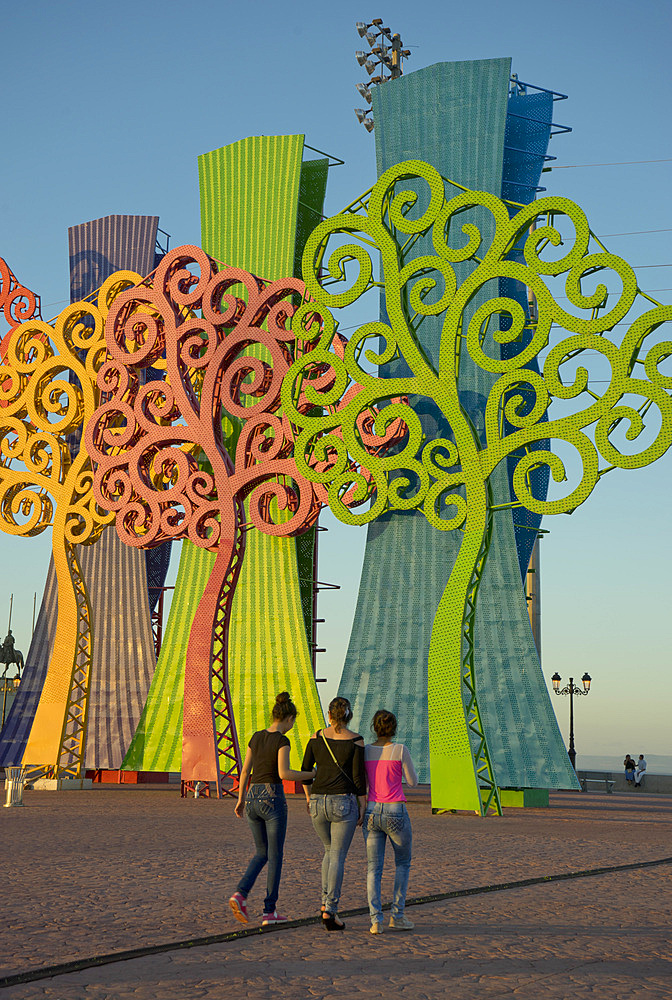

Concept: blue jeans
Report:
left=237, top=783, right=287, bottom=913
left=309, top=793, right=359, bottom=914
left=362, top=801, right=412, bottom=922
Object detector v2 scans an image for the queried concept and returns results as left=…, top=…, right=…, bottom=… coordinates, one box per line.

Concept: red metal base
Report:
left=282, top=779, right=305, bottom=795
left=85, top=770, right=169, bottom=784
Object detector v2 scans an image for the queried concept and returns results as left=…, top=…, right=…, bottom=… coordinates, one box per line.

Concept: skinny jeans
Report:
left=309, top=793, right=358, bottom=914
left=362, top=801, right=412, bottom=922
left=237, top=783, right=287, bottom=913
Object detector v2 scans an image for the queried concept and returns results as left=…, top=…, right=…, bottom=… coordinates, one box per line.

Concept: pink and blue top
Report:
left=364, top=742, right=419, bottom=802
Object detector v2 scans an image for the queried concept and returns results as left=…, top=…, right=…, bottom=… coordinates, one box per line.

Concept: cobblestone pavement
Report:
left=2, top=787, right=671, bottom=998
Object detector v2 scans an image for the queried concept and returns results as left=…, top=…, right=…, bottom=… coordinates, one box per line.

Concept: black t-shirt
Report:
left=301, top=731, right=366, bottom=796
left=249, top=730, right=290, bottom=784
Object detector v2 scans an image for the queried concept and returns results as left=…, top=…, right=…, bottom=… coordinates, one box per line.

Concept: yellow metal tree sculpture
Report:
left=0, top=272, right=143, bottom=778
left=283, top=160, right=672, bottom=814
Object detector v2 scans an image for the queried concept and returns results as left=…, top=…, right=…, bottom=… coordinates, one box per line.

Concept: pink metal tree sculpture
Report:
left=87, top=246, right=408, bottom=797
left=87, top=247, right=328, bottom=796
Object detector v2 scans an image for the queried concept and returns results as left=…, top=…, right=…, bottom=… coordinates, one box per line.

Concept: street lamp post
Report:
left=551, top=672, right=592, bottom=770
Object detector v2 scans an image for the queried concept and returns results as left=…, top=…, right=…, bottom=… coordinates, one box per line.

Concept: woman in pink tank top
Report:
left=363, top=709, right=418, bottom=933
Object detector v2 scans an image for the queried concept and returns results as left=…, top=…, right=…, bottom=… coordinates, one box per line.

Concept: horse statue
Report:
left=0, top=630, right=24, bottom=676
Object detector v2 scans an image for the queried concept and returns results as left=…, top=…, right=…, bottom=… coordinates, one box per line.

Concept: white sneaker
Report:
left=389, top=914, right=414, bottom=930
left=370, top=921, right=384, bottom=934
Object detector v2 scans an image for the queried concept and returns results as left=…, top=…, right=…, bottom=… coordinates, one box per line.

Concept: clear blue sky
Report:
left=1, top=0, right=670, bottom=763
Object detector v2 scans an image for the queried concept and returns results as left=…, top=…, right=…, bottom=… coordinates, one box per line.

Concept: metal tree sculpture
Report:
left=0, top=270, right=140, bottom=777
left=87, top=247, right=329, bottom=796
left=87, top=246, right=407, bottom=796
left=282, top=159, right=672, bottom=815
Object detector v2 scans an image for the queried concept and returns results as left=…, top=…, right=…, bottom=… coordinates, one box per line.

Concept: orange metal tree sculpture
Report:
left=87, top=246, right=408, bottom=795
left=87, top=247, right=327, bottom=795
left=0, top=274, right=137, bottom=777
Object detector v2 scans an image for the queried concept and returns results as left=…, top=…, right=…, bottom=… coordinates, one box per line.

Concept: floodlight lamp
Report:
left=381, top=25, right=390, bottom=36
left=364, top=118, right=375, bottom=133
left=371, top=17, right=383, bottom=25
left=356, top=82, right=372, bottom=103
left=365, top=30, right=377, bottom=46
left=370, top=75, right=384, bottom=84
left=355, top=50, right=369, bottom=66
left=402, top=49, right=411, bottom=57
left=364, top=59, right=377, bottom=75
left=581, top=673, right=592, bottom=692
left=356, top=22, right=368, bottom=37
left=354, top=108, right=368, bottom=124
left=551, top=672, right=561, bottom=692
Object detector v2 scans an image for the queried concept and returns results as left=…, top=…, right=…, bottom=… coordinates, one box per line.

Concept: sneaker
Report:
left=389, top=914, right=414, bottom=931
left=262, top=910, right=289, bottom=925
left=229, top=892, right=248, bottom=924
left=370, top=921, right=384, bottom=934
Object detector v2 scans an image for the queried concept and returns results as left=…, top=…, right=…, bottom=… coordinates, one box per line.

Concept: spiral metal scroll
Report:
left=0, top=271, right=128, bottom=777
left=0, top=256, right=41, bottom=359
left=282, top=159, right=672, bottom=813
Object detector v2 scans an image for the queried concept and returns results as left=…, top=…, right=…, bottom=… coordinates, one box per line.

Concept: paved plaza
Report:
left=1, top=785, right=671, bottom=998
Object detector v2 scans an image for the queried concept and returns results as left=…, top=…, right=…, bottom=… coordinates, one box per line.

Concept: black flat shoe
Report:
left=322, top=913, right=345, bottom=931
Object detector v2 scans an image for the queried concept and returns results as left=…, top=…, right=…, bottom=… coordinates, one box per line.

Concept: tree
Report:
left=88, top=246, right=407, bottom=795
left=0, top=269, right=141, bottom=776
left=282, top=159, right=672, bottom=814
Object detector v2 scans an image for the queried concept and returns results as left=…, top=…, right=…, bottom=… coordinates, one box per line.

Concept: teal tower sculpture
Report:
left=337, top=59, right=576, bottom=792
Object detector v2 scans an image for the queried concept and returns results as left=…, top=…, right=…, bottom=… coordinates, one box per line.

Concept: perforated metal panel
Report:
left=501, top=91, right=553, bottom=580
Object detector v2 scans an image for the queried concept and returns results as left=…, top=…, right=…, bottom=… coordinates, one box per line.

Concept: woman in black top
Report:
left=301, top=696, right=367, bottom=930
left=229, top=693, right=314, bottom=926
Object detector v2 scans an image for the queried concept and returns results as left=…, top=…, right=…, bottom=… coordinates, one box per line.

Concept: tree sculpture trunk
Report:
left=182, top=521, right=245, bottom=793
left=427, top=500, right=488, bottom=811
left=22, top=519, right=92, bottom=775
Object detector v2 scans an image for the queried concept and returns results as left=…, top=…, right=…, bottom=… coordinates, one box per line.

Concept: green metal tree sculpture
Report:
left=282, top=159, right=672, bottom=815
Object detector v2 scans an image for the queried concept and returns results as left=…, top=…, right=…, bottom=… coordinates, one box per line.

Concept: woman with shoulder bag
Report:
left=229, top=692, right=315, bottom=926
left=363, top=709, right=418, bottom=934
left=301, top=697, right=367, bottom=930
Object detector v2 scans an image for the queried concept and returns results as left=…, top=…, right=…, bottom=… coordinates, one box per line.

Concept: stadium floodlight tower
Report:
left=355, top=19, right=410, bottom=132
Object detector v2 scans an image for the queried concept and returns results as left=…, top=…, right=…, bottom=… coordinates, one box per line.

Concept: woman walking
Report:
left=229, top=692, right=315, bottom=925
left=363, top=709, right=418, bottom=934
left=301, top=697, right=367, bottom=930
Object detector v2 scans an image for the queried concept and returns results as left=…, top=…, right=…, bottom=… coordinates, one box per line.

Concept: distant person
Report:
left=363, top=709, right=418, bottom=934
left=229, top=692, right=315, bottom=926
left=634, top=754, right=647, bottom=788
left=624, top=754, right=636, bottom=785
left=301, top=697, right=367, bottom=931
